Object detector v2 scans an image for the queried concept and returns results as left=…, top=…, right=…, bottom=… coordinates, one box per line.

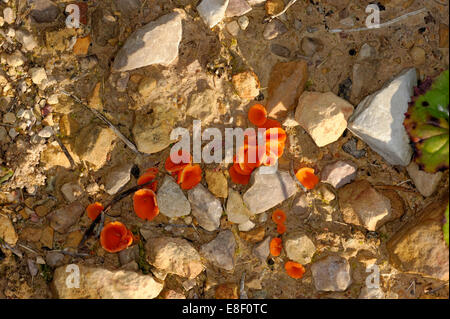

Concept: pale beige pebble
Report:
left=409, top=46, right=426, bottom=65
left=138, top=77, right=157, bottom=97
left=0, top=214, right=18, bottom=246
left=232, top=70, right=260, bottom=100
left=406, top=162, right=443, bottom=197
left=205, top=170, right=228, bottom=198
left=265, top=0, right=284, bottom=15
left=40, top=142, right=73, bottom=170
left=2, top=112, right=16, bottom=124
left=295, top=92, right=354, bottom=147
left=30, top=67, right=48, bottom=85
left=52, top=264, right=164, bottom=299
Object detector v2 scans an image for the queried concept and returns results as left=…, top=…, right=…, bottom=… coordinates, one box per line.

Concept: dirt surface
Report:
left=0, top=0, right=449, bottom=299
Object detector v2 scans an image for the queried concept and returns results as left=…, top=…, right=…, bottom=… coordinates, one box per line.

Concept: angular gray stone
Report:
left=104, top=163, right=132, bottom=195
left=406, top=162, right=443, bottom=197
left=45, top=251, right=64, bottom=268
left=200, top=230, right=236, bottom=271
left=321, top=161, right=357, bottom=189
left=187, top=184, right=223, bottom=231
left=113, top=12, right=182, bottom=71
left=348, top=68, right=416, bottom=166
left=52, top=264, right=163, bottom=298
left=243, top=168, right=297, bottom=214
left=47, top=202, right=84, bottom=233
left=197, top=0, right=229, bottom=28
left=146, top=237, right=203, bottom=279
left=284, top=233, right=316, bottom=265
left=253, top=236, right=270, bottom=263
left=225, top=0, right=252, bottom=17
left=311, top=255, right=352, bottom=292
left=30, top=0, right=60, bottom=23
left=157, top=176, right=191, bottom=218
left=263, top=19, right=288, bottom=40
left=291, top=194, right=310, bottom=219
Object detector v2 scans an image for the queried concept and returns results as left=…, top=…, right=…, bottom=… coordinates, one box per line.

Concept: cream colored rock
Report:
left=295, top=92, right=354, bottom=147
left=205, top=170, right=228, bottom=198
left=406, top=162, right=443, bottom=197
left=52, top=264, right=163, bottom=299
left=232, top=71, right=260, bottom=100
left=226, top=188, right=253, bottom=224
left=0, top=214, right=18, bottom=246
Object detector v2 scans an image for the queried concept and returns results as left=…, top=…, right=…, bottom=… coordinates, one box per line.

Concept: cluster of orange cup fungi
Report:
left=165, top=149, right=202, bottom=190
left=229, top=104, right=287, bottom=185
left=269, top=209, right=306, bottom=280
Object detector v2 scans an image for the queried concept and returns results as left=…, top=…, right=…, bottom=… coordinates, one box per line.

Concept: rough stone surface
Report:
left=113, top=12, right=182, bottom=71
left=311, top=255, right=352, bottom=292
left=338, top=180, right=392, bottom=231
left=73, top=124, right=116, bottom=170
left=232, top=70, right=260, bottom=100
left=253, top=236, right=270, bottom=262
left=321, top=161, right=357, bottom=189
left=226, top=188, right=253, bottom=224
left=225, top=0, right=252, bottom=17
left=52, top=264, right=163, bottom=298
left=146, top=237, right=203, bottom=279
left=30, top=0, right=60, bottom=23
left=60, top=183, right=83, bottom=203
left=263, top=19, right=287, bottom=40
left=284, top=233, right=316, bottom=265
left=188, top=184, right=223, bottom=231
left=157, top=176, right=191, bottom=218
left=47, top=203, right=84, bottom=233
left=187, top=89, right=219, bottom=123
left=348, top=68, right=416, bottom=166
left=387, top=199, right=449, bottom=281
left=290, top=194, right=310, bottom=219
left=205, top=170, right=228, bottom=198
left=243, top=168, right=297, bottom=214
left=104, top=163, right=132, bottom=195
left=132, top=114, right=174, bottom=155
left=0, top=214, right=18, bottom=246
left=406, top=162, right=443, bottom=197
left=295, top=91, right=354, bottom=147
left=45, top=252, right=64, bottom=268
left=267, top=60, right=308, bottom=120
left=197, top=0, right=229, bottom=28
left=200, top=230, right=236, bottom=271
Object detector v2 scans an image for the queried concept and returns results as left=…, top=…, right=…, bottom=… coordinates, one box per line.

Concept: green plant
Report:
left=404, top=70, right=449, bottom=173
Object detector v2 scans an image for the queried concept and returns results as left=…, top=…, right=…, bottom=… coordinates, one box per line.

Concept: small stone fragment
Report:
left=0, top=214, right=18, bottom=246
left=104, top=163, right=132, bottom=195
left=197, top=0, right=230, bottom=28
left=321, top=161, right=357, bottom=189
left=157, top=176, right=191, bottom=218
left=311, top=255, right=352, bottom=292
left=253, top=237, right=270, bottom=263
left=284, top=233, right=316, bottom=264
left=225, top=0, right=252, bottom=17
left=263, top=19, right=288, bottom=40
left=201, top=230, right=236, bottom=271
left=226, top=188, right=252, bottom=224
left=406, top=162, right=443, bottom=197
left=188, top=184, right=223, bottom=231
left=232, top=71, right=261, bottom=100
left=47, top=202, right=84, bottom=233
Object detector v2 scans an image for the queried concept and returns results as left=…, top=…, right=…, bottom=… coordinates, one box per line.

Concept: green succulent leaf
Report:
left=404, top=70, right=449, bottom=173
left=444, top=204, right=449, bottom=246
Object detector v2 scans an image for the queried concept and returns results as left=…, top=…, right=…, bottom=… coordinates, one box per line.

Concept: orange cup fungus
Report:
left=285, top=261, right=306, bottom=279
left=86, top=202, right=104, bottom=221
left=165, top=149, right=192, bottom=174
left=137, top=167, right=158, bottom=191
left=248, top=104, right=268, bottom=126
left=272, top=209, right=286, bottom=224
left=269, top=237, right=283, bottom=257
left=177, top=164, right=202, bottom=190
left=133, top=188, right=159, bottom=221
left=295, top=167, right=319, bottom=190
left=276, top=223, right=287, bottom=235
left=100, top=221, right=133, bottom=253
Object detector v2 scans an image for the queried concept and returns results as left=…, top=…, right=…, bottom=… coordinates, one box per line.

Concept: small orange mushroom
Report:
left=265, top=127, right=287, bottom=145
left=133, top=189, right=159, bottom=221
left=295, top=167, right=319, bottom=190
left=86, top=202, right=104, bottom=221
left=137, top=167, right=158, bottom=191
left=285, top=261, right=306, bottom=279
left=165, top=150, right=192, bottom=174
left=269, top=237, right=283, bottom=257
left=229, top=165, right=251, bottom=185
left=177, top=164, right=202, bottom=190
left=277, top=223, right=287, bottom=235
left=258, top=118, right=282, bottom=129
left=100, top=221, right=133, bottom=253
left=248, top=104, right=268, bottom=127
left=272, top=209, right=286, bottom=224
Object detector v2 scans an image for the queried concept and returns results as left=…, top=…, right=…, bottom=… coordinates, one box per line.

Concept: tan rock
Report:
left=40, top=142, right=72, bottom=170
left=387, top=198, right=449, bottom=281
left=239, top=226, right=265, bottom=243
left=40, top=226, right=54, bottom=249
left=215, top=283, right=239, bottom=299
left=406, top=161, right=443, bottom=197
left=0, top=214, right=18, bottom=245
left=267, top=60, right=308, bottom=120
left=138, top=77, right=157, bottom=97
left=205, top=170, right=228, bottom=198
left=47, top=202, right=84, bottom=233
left=295, top=92, right=353, bottom=147
left=265, top=0, right=284, bottom=16
left=52, top=264, right=163, bottom=298
left=73, top=35, right=91, bottom=56
left=338, top=180, right=392, bottom=231
left=232, top=70, right=260, bottom=100
left=64, top=231, right=83, bottom=248
left=133, top=114, right=175, bottom=155
left=21, top=227, right=43, bottom=242
left=439, top=23, right=449, bottom=48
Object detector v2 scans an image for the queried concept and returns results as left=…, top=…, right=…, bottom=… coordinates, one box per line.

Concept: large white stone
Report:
left=187, top=184, right=223, bottom=231
left=348, top=68, right=416, bottom=166
left=197, top=0, right=229, bottom=28
left=157, top=176, right=191, bottom=218
left=113, top=12, right=182, bottom=71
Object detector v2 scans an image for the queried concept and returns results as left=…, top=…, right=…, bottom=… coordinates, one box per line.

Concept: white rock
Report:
left=197, top=0, right=229, bottom=28
left=104, top=163, right=132, bottom=195
left=225, top=0, right=252, bottom=17
left=38, top=126, right=53, bottom=138
left=6, top=51, right=25, bottom=67
left=243, top=168, right=297, bottom=214
left=187, top=184, right=223, bottom=231
left=237, top=15, right=249, bottom=30
left=3, top=7, right=15, bottom=24
left=15, top=30, right=38, bottom=51
left=226, top=188, right=253, bottom=224
left=238, top=219, right=255, bottom=231
left=113, top=12, right=182, bottom=72
left=30, top=67, right=48, bottom=85
left=226, top=20, right=240, bottom=36
left=311, top=255, right=352, bottom=292
left=348, top=68, right=416, bottom=166
left=157, top=176, right=191, bottom=218
left=320, top=161, right=357, bottom=189
left=247, top=0, right=266, bottom=6
left=284, top=233, right=316, bottom=265
left=406, top=162, right=443, bottom=197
